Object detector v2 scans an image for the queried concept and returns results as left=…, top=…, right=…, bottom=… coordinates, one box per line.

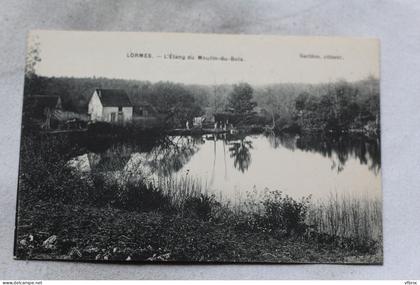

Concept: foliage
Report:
left=183, top=194, right=220, bottom=221
left=18, top=134, right=91, bottom=205
left=307, top=193, right=382, bottom=252
left=237, top=190, right=311, bottom=237
left=253, top=78, right=380, bottom=136
left=86, top=121, right=164, bottom=138
left=294, top=80, right=379, bottom=133
left=24, top=76, right=203, bottom=129
left=16, top=199, right=382, bottom=263
left=19, top=133, right=171, bottom=212
left=23, top=74, right=379, bottom=137
left=116, top=181, right=174, bottom=213
left=143, top=82, right=203, bottom=128
left=227, top=83, right=257, bottom=114
left=260, top=191, right=311, bottom=236
left=25, top=35, right=41, bottom=78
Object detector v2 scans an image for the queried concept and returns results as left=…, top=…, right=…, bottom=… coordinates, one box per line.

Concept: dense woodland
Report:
left=24, top=75, right=380, bottom=135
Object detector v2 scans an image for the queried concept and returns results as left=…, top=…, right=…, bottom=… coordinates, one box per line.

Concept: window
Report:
left=118, top=106, right=123, bottom=112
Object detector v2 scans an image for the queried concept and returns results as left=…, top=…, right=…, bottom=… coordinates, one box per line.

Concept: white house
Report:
left=88, top=89, right=133, bottom=123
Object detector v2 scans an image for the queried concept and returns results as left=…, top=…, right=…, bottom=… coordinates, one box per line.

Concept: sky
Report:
left=30, top=30, right=380, bottom=85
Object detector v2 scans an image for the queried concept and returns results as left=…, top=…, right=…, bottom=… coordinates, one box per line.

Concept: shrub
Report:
left=88, top=173, right=119, bottom=207
left=115, top=181, right=174, bottom=213
left=261, top=191, right=311, bottom=236
left=87, top=121, right=164, bottom=139
left=183, top=194, right=220, bottom=221
left=234, top=190, right=311, bottom=237
left=19, top=133, right=93, bottom=205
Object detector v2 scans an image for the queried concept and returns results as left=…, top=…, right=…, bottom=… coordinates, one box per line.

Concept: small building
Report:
left=193, top=116, right=205, bottom=128
left=133, top=102, right=156, bottom=118
left=200, top=107, right=215, bottom=127
left=132, top=101, right=160, bottom=128
left=25, top=95, right=63, bottom=129
left=88, top=89, right=133, bottom=123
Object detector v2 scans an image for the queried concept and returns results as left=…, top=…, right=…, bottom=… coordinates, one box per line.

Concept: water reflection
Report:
left=228, top=136, right=253, bottom=173
left=263, top=133, right=380, bottom=174
left=81, top=136, right=203, bottom=177
left=143, top=136, right=203, bottom=176
left=295, top=133, right=380, bottom=174
left=266, top=133, right=297, bottom=151
left=69, top=132, right=381, bottom=200
left=204, top=134, right=254, bottom=173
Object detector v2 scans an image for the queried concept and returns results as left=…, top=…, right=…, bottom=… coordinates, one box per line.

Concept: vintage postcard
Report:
left=15, top=31, right=381, bottom=263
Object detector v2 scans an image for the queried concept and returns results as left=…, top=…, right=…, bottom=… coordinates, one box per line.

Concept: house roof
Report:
left=95, top=89, right=132, bottom=107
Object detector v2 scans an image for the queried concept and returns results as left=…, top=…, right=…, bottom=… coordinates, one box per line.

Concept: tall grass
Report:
left=95, top=168, right=383, bottom=252
left=152, top=175, right=208, bottom=208
left=307, top=193, right=382, bottom=248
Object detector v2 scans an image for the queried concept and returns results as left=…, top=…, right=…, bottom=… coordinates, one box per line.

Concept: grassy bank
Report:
left=16, top=200, right=382, bottom=263
left=15, top=133, right=382, bottom=263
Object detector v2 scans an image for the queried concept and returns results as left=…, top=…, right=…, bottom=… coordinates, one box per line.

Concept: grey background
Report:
left=1, top=0, right=419, bottom=279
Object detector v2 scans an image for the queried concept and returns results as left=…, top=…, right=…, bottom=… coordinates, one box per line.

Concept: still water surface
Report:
left=71, top=133, right=381, bottom=201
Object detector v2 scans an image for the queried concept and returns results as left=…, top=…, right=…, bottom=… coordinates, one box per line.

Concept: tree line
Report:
left=23, top=75, right=379, bottom=135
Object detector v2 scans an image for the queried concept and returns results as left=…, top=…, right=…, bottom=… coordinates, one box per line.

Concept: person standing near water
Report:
left=186, top=121, right=190, bottom=130
left=223, top=120, right=228, bottom=131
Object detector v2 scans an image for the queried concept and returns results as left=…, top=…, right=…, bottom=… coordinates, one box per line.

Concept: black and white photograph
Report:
left=15, top=31, right=382, bottom=264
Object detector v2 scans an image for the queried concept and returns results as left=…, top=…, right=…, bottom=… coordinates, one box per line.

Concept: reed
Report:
left=307, top=193, right=382, bottom=243
left=118, top=172, right=383, bottom=247
left=152, top=175, right=209, bottom=208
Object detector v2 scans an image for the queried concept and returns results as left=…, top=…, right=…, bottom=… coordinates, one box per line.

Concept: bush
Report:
left=88, top=173, right=119, bottom=207
left=87, top=121, right=164, bottom=139
left=261, top=191, right=311, bottom=236
left=116, top=181, right=174, bottom=213
left=183, top=194, right=220, bottom=221
left=237, top=190, right=311, bottom=237
left=19, top=133, right=93, bottom=205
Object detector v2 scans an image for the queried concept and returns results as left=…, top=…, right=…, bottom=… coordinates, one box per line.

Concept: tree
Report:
left=25, top=35, right=42, bottom=78
left=227, top=83, right=256, bottom=114
left=211, top=85, right=228, bottom=113
left=23, top=35, right=42, bottom=98
left=145, top=82, right=202, bottom=128
left=295, top=92, right=310, bottom=112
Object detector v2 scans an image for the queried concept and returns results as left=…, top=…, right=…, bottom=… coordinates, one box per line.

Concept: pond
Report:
left=70, top=133, right=381, bottom=202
